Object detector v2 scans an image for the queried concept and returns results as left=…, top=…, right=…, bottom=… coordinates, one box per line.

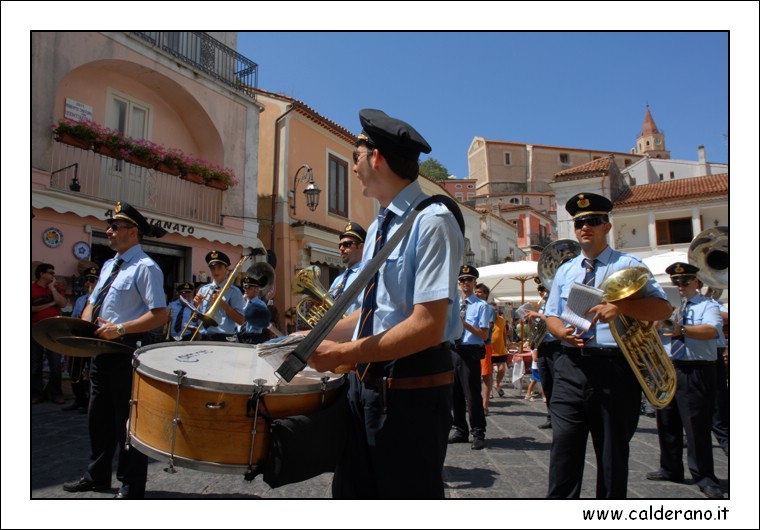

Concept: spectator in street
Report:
left=32, top=262, right=68, bottom=404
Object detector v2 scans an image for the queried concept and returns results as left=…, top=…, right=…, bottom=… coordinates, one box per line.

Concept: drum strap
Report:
left=275, top=195, right=464, bottom=383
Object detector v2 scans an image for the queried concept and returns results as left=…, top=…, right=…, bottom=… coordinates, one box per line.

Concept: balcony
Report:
left=50, top=141, right=224, bottom=225
left=133, top=32, right=257, bottom=97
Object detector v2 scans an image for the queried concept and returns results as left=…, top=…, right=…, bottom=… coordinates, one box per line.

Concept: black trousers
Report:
left=537, top=341, right=560, bottom=423
left=332, top=345, right=453, bottom=498
left=655, top=362, right=719, bottom=489
left=711, top=348, right=729, bottom=449
left=547, top=352, right=640, bottom=499
left=85, top=347, right=147, bottom=494
left=451, top=345, right=486, bottom=439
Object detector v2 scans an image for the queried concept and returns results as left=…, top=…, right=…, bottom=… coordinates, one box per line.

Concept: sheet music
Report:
left=255, top=333, right=307, bottom=370
left=561, top=282, right=604, bottom=332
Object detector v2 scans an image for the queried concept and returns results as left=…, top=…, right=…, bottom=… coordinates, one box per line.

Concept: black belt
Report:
left=453, top=344, right=484, bottom=353
left=562, top=346, right=620, bottom=357
left=673, top=360, right=715, bottom=366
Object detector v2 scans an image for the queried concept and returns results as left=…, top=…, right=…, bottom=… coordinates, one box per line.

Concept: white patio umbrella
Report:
left=476, top=260, right=540, bottom=305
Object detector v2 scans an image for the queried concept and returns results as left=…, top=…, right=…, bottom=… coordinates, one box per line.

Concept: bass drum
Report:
left=128, top=342, right=344, bottom=475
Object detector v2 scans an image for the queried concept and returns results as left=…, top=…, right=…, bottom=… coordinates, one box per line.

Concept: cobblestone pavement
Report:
left=30, top=383, right=728, bottom=501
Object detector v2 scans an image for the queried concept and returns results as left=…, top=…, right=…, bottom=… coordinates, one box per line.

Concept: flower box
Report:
left=54, top=132, right=93, bottom=151
left=180, top=171, right=205, bottom=185
left=155, top=161, right=181, bottom=176
left=124, top=153, right=155, bottom=169
left=94, top=143, right=123, bottom=160
left=205, top=179, right=229, bottom=191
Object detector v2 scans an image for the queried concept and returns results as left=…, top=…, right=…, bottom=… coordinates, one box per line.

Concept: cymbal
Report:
left=32, top=316, right=132, bottom=357
left=57, top=337, right=134, bottom=357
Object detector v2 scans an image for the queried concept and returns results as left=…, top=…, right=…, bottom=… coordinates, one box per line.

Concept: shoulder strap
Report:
left=415, top=194, right=465, bottom=235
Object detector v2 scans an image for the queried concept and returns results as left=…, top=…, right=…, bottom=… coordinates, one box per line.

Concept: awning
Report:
left=33, top=190, right=264, bottom=250
left=305, top=242, right=342, bottom=268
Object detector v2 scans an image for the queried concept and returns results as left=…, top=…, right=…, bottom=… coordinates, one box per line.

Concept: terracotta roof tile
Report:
left=614, top=174, right=728, bottom=209
left=555, top=156, right=614, bottom=180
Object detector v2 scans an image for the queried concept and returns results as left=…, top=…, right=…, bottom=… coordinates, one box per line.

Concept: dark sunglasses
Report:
left=338, top=240, right=355, bottom=249
left=574, top=216, right=607, bottom=230
left=458, top=277, right=475, bottom=283
left=671, top=278, right=695, bottom=286
left=108, top=222, right=134, bottom=232
left=352, top=149, right=374, bottom=164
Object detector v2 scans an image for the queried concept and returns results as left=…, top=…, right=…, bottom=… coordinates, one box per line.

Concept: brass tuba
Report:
left=688, top=226, right=728, bottom=298
left=291, top=266, right=335, bottom=328
left=600, top=267, right=676, bottom=409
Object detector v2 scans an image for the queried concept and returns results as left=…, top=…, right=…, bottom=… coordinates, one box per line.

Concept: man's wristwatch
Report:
left=681, top=325, right=687, bottom=337
left=117, top=323, right=126, bottom=336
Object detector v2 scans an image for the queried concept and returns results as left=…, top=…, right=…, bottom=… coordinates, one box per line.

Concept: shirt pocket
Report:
left=380, top=246, right=406, bottom=305
left=110, top=275, right=134, bottom=292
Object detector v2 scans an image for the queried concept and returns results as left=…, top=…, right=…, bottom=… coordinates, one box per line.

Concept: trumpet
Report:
left=163, top=307, right=174, bottom=341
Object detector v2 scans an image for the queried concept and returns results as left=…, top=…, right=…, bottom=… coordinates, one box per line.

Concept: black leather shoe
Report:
left=62, top=477, right=111, bottom=492
left=471, top=438, right=485, bottom=450
left=700, top=485, right=724, bottom=499
left=538, top=421, right=552, bottom=429
left=448, top=432, right=468, bottom=444
left=646, top=470, right=683, bottom=483
left=114, top=486, right=145, bottom=499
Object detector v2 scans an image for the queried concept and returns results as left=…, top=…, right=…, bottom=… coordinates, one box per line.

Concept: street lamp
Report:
left=465, top=247, right=475, bottom=266
left=291, top=164, right=321, bottom=215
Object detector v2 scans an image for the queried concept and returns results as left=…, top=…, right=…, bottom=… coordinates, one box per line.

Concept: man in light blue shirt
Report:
left=449, top=266, right=491, bottom=450
left=308, top=109, right=463, bottom=498
left=64, top=201, right=167, bottom=499
left=194, top=251, right=245, bottom=341
left=544, top=192, right=671, bottom=499
left=328, top=221, right=366, bottom=316
left=647, top=262, right=724, bottom=499
left=166, top=282, right=195, bottom=340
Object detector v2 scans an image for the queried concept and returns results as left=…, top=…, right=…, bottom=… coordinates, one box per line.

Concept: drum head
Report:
left=134, top=342, right=343, bottom=394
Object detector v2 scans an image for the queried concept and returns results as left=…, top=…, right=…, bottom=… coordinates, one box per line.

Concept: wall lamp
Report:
left=291, top=164, right=321, bottom=215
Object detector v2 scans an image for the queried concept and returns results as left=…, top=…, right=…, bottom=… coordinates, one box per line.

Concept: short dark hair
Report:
left=381, top=148, right=420, bottom=181
left=35, top=262, right=54, bottom=279
left=475, top=283, right=490, bottom=295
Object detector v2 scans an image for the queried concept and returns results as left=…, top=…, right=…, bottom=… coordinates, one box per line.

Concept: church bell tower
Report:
left=636, top=105, right=670, bottom=159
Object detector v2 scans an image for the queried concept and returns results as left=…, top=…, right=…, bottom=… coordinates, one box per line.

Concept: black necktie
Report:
left=358, top=209, right=396, bottom=338
left=91, top=258, right=123, bottom=322
left=333, top=268, right=353, bottom=299
left=670, top=301, right=688, bottom=360
left=174, top=303, right=187, bottom=334
left=581, top=258, right=596, bottom=339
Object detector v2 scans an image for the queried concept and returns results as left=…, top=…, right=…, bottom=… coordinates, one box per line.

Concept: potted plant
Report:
left=93, top=126, right=129, bottom=160
left=155, top=147, right=186, bottom=176
left=181, top=156, right=211, bottom=184
left=123, top=138, right=162, bottom=169
left=204, top=165, right=238, bottom=190
left=51, top=119, right=99, bottom=150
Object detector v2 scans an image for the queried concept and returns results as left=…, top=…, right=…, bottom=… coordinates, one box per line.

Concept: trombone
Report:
left=179, top=249, right=255, bottom=341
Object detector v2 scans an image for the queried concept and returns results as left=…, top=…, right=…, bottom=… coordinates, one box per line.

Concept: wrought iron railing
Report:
left=50, top=141, right=224, bottom=226
left=133, top=31, right=258, bottom=96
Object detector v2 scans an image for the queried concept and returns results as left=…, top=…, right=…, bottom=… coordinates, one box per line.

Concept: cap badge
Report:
left=675, top=264, right=684, bottom=273
left=211, top=251, right=219, bottom=259
left=577, top=197, right=590, bottom=209
left=115, top=201, right=123, bottom=213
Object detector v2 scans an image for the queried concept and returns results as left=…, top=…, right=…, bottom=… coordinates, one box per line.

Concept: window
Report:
left=509, top=197, right=520, bottom=204
left=559, top=153, right=570, bottom=164
left=504, top=152, right=512, bottom=165
left=102, top=90, right=152, bottom=204
left=455, top=184, right=462, bottom=189
left=516, top=218, right=524, bottom=238
left=669, top=171, right=675, bottom=179
left=539, top=197, right=544, bottom=205
left=624, top=159, right=632, bottom=166
left=455, top=192, right=463, bottom=200
left=659, top=173, right=664, bottom=181
left=328, top=154, right=349, bottom=217
left=656, top=218, right=694, bottom=245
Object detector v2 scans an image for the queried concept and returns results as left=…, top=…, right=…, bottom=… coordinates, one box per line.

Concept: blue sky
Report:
left=238, top=31, right=728, bottom=178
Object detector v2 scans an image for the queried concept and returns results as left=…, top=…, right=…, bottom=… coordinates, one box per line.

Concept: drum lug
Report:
left=165, top=370, right=187, bottom=475
left=131, top=350, right=141, bottom=369
left=205, top=402, right=226, bottom=409
left=320, top=376, right=329, bottom=405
